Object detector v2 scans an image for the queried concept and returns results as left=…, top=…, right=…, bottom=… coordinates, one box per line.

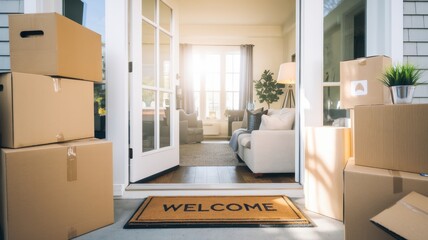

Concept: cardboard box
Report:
left=305, top=127, right=351, bottom=221
left=0, top=139, right=114, bottom=240
left=0, top=72, right=94, bottom=148
left=344, top=159, right=428, bottom=240
left=340, top=56, right=392, bottom=109
left=9, top=13, right=102, bottom=82
left=354, top=104, right=428, bottom=174
left=371, top=191, right=428, bottom=240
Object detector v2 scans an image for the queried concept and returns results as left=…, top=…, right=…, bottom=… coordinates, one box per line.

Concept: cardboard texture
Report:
left=371, top=191, right=428, bottom=240
left=0, top=139, right=114, bottom=240
left=0, top=72, right=94, bottom=148
left=344, top=159, right=428, bottom=240
left=305, top=127, right=351, bottom=221
left=354, top=104, right=428, bottom=174
left=340, top=56, right=392, bottom=109
left=9, top=13, right=102, bottom=82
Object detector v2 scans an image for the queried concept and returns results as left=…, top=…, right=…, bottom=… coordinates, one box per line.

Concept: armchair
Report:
left=179, top=109, right=203, bottom=144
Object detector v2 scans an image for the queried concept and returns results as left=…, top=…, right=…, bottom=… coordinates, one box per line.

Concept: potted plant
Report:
left=254, top=70, right=284, bottom=108
left=380, top=63, right=425, bottom=104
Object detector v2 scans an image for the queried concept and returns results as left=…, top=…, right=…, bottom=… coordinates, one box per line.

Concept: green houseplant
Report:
left=254, top=70, right=284, bottom=108
left=380, top=63, right=424, bottom=104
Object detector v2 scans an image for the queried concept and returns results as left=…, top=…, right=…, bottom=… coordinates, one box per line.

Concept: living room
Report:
left=144, top=0, right=298, bottom=184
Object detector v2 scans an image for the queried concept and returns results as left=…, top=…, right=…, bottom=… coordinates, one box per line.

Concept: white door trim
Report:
left=106, top=0, right=130, bottom=196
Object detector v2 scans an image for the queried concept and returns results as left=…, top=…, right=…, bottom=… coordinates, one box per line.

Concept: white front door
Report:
left=129, top=0, right=179, bottom=182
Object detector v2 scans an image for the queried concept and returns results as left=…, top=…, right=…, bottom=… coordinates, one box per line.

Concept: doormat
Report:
left=124, top=195, right=313, bottom=228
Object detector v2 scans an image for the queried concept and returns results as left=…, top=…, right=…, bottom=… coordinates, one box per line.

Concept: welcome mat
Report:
left=124, top=195, right=312, bottom=228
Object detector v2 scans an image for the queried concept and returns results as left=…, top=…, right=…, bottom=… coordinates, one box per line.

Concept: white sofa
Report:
left=236, top=108, right=295, bottom=174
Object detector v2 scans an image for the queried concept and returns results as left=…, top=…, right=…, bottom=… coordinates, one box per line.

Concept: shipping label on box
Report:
left=354, top=104, right=428, bottom=174
left=340, top=56, right=392, bottom=109
left=0, top=139, right=114, bottom=240
left=0, top=72, right=94, bottom=148
left=9, top=13, right=102, bottom=82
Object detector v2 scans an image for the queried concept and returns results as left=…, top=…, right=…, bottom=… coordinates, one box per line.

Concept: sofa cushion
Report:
left=188, top=127, right=203, bottom=135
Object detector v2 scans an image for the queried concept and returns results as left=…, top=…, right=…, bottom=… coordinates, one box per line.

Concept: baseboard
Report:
left=114, top=184, right=126, bottom=197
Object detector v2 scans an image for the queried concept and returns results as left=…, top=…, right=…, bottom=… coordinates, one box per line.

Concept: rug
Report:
left=180, top=141, right=245, bottom=166
left=124, top=195, right=312, bottom=228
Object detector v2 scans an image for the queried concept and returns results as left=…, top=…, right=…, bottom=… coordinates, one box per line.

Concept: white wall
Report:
left=180, top=24, right=285, bottom=110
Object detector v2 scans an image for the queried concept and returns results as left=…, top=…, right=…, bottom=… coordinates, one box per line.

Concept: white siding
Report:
left=0, top=0, right=24, bottom=72
left=404, top=0, right=428, bottom=103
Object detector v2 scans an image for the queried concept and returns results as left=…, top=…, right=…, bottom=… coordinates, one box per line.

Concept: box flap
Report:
left=371, top=191, right=428, bottom=240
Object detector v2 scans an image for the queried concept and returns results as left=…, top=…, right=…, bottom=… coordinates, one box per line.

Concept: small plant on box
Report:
left=380, top=63, right=423, bottom=87
left=380, top=63, right=426, bottom=104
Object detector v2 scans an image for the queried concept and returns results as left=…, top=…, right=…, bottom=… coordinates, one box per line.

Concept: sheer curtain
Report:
left=179, top=44, right=195, bottom=113
left=239, top=44, right=254, bottom=110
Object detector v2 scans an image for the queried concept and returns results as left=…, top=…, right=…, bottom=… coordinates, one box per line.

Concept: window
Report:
left=191, top=46, right=240, bottom=120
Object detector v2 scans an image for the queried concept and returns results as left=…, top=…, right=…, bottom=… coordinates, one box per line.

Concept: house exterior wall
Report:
left=404, top=0, right=428, bottom=103
left=0, top=0, right=23, bottom=72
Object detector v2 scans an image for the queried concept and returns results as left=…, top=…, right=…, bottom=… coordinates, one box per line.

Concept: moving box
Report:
left=340, top=56, right=392, bottom=109
left=9, top=13, right=102, bottom=82
left=0, top=72, right=94, bottom=148
left=0, top=139, right=114, bottom=240
left=354, top=104, right=428, bottom=174
left=305, top=126, right=351, bottom=221
left=344, top=159, right=428, bottom=240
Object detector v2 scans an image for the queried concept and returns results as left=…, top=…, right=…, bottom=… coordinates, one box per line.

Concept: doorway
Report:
left=131, top=0, right=299, bottom=185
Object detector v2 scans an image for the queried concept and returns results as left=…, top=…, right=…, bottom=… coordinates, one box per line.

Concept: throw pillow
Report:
left=259, top=115, right=293, bottom=130
left=247, top=109, right=268, bottom=132
left=242, top=107, right=263, bottom=129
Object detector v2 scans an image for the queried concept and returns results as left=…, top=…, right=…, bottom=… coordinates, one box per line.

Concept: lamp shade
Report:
left=277, top=62, right=296, bottom=84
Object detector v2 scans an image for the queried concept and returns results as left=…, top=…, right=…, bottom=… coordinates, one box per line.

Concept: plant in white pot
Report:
left=380, top=63, right=425, bottom=104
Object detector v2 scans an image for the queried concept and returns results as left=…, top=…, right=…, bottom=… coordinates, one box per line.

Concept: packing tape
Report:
left=390, top=170, right=403, bottom=194
left=56, top=133, right=65, bottom=142
left=67, top=146, right=77, bottom=182
left=52, top=78, right=62, bottom=92
left=357, top=58, right=367, bottom=65
left=399, top=199, right=428, bottom=217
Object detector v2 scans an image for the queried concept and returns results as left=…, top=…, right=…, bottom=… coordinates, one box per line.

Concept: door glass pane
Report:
left=142, top=21, right=156, bottom=86
left=323, top=0, right=365, bottom=125
left=159, top=0, right=172, bottom=32
left=159, top=31, right=171, bottom=89
left=143, top=89, right=156, bottom=152
left=142, top=0, right=155, bottom=22
left=323, top=86, right=347, bottom=125
left=159, top=92, right=171, bottom=148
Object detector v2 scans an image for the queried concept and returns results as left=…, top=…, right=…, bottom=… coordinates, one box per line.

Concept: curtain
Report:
left=179, top=44, right=195, bottom=113
left=239, top=44, right=254, bottom=110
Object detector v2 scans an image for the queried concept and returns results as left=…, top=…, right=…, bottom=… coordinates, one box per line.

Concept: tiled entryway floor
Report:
left=75, top=198, right=344, bottom=240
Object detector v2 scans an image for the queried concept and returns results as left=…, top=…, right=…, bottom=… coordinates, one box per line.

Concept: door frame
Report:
left=105, top=0, right=403, bottom=196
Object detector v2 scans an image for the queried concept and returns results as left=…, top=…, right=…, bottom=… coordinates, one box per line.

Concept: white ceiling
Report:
left=177, top=0, right=296, bottom=26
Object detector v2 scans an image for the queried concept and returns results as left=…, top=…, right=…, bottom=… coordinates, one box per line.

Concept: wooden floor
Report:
left=142, top=166, right=296, bottom=184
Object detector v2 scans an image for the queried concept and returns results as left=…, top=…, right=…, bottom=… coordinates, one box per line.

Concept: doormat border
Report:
left=124, top=195, right=314, bottom=229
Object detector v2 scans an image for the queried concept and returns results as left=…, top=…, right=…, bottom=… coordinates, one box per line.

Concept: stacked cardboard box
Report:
left=304, top=126, right=351, bottom=221
left=340, top=56, right=428, bottom=239
left=0, top=13, right=113, bottom=240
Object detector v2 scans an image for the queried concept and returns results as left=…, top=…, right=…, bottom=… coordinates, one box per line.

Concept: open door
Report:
left=129, top=0, right=179, bottom=182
